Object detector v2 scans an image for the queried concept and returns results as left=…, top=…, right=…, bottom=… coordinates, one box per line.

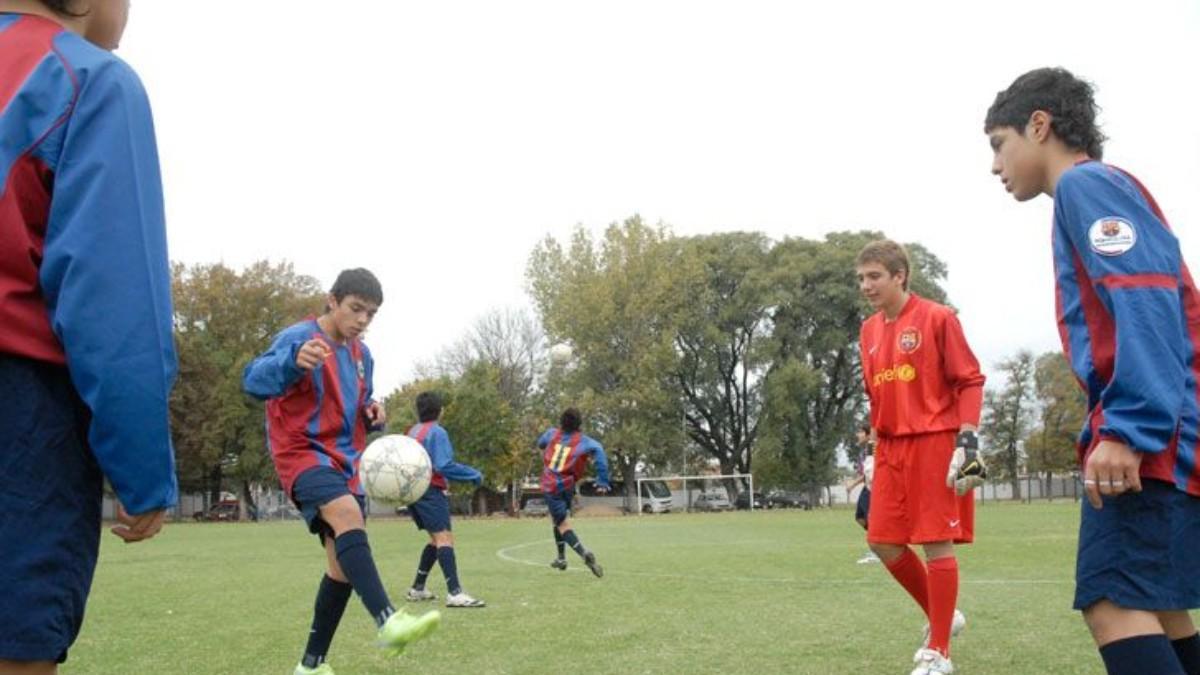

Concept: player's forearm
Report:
left=242, top=345, right=303, bottom=399
left=87, top=390, right=179, bottom=514
left=438, top=461, right=482, bottom=483
left=1097, top=292, right=1187, bottom=453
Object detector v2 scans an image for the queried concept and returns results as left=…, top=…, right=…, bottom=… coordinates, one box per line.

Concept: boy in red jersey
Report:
left=857, top=240, right=986, bottom=675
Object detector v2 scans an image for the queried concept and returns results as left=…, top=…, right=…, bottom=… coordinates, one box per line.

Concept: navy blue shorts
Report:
left=0, top=355, right=102, bottom=663
left=855, top=488, right=871, bottom=524
left=409, top=487, right=452, bottom=533
left=292, top=466, right=366, bottom=543
left=545, top=490, right=572, bottom=526
left=1075, top=479, right=1200, bottom=611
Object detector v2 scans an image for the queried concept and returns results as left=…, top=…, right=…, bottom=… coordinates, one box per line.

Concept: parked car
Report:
left=193, top=500, right=241, bottom=522
left=733, top=491, right=768, bottom=510
left=522, top=497, right=550, bottom=517
left=765, top=490, right=812, bottom=510
left=692, top=493, right=734, bottom=512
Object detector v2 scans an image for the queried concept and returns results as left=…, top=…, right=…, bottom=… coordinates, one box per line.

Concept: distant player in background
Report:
left=537, top=408, right=610, bottom=577
left=243, top=269, right=439, bottom=675
left=986, top=67, right=1200, bottom=675
left=0, top=1, right=177, bottom=671
left=857, top=240, right=986, bottom=675
left=844, top=423, right=879, bottom=564
left=404, top=391, right=486, bottom=608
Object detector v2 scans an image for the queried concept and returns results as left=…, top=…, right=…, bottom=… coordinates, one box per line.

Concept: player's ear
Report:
left=1026, top=110, right=1052, bottom=144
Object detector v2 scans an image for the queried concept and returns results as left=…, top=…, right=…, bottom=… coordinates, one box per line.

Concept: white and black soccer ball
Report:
left=361, top=434, right=432, bottom=506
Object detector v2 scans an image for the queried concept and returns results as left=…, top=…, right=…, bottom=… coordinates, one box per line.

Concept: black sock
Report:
left=562, top=529, right=588, bottom=558
left=333, top=529, right=394, bottom=627
left=1100, top=635, right=1185, bottom=675
left=1173, top=633, right=1200, bottom=675
left=301, top=575, right=352, bottom=668
left=437, top=546, right=462, bottom=595
left=553, top=528, right=565, bottom=559
left=412, top=544, right=437, bottom=590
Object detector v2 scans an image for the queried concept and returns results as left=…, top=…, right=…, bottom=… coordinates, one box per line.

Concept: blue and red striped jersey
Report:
left=243, top=319, right=378, bottom=496
left=536, top=427, right=609, bottom=494
left=0, top=13, right=177, bottom=514
left=406, top=421, right=482, bottom=491
left=1052, top=160, right=1200, bottom=495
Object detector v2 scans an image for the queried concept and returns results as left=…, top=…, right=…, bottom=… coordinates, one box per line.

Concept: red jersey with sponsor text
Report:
left=859, top=294, right=985, bottom=437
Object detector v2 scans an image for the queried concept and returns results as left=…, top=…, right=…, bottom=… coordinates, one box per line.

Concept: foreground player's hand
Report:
left=1084, top=440, right=1142, bottom=509
left=296, top=339, right=332, bottom=371
left=111, top=504, right=167, bottom=543
left=364, top=400, right=386, bottom=427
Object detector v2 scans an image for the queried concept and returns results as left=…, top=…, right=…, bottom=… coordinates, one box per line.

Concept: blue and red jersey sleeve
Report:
left=580, top=434, right=610, bottom=488
left=425, top=426, right=482, bottom=485
left=1053, top=163, right=1188, bottom=454
left=3, top=21, right=178, bottom=515
left=242, top=324, right=308, bottom=400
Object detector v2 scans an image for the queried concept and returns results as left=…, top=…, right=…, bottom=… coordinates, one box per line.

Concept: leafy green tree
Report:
left=982, top=350, right=1036, bottom=499
left=1025, top=351, right=1086, bottom=495
left=172, top=261, right=324, bottom=515
left=673, top=232, right=772, bottom=489
left=527, top=216, right=687, bottom=504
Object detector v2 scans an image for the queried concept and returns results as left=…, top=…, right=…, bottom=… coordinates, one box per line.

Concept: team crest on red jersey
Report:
left=356, top=359, right=365, bottom=380
left=897, top=327, right=921, bottom=353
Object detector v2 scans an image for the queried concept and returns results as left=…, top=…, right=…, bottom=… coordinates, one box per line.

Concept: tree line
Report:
left=166, top=217, right=1087, bottom=512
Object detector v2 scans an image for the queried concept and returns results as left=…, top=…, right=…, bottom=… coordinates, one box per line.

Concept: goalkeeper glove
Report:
left=946, top=430, right=987, bottom=496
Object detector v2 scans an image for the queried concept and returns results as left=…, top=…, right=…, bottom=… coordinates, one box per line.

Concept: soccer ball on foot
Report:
left=361, top=434, right=432, bottom=506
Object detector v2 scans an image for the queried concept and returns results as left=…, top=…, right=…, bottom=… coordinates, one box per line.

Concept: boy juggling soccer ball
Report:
left=537, top=408, right=610, bottom=577
left=243, top=269, right=440, bottom=675
left=986, top=67, right=1200, bottom=675
left=857, top=240, right=987, bottom=675
left=404, top=391, right=487, bottom=608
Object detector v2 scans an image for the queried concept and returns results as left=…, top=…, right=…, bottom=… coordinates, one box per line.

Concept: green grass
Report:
left=62, top=501, right=1111, bottom=674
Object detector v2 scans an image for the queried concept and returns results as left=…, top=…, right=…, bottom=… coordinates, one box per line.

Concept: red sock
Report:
left=884, top=547, right=929, bottom=617
left=926, top=556, right=959, bottom=657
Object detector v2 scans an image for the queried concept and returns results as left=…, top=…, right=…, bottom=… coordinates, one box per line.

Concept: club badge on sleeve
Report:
left=1088, top=217, right=1137, bottom=256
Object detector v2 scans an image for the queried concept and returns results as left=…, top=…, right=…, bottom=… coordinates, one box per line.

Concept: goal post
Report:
left=636, top=473, right=755, bottom=515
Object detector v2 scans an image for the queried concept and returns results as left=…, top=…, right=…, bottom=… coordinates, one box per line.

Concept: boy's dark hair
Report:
left=984, top=67, right=1106, bottom=160
left=329, top=268, right=383, bottom=306
left=560, top=408, right=582, bottom=434
left=416, top=391, right=443, bottom=423
left=856, top=239, right=911, bottom=291
left=39, top=1, right=86, bottom=16
left=858, top=423, right=871, bottom=435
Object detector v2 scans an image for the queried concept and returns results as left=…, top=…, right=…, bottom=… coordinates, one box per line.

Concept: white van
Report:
left=576, top=479, right=673, bottom=514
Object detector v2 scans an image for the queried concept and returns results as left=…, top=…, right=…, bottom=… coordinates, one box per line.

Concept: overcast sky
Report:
left=116, top=1, right=1200, bottom=394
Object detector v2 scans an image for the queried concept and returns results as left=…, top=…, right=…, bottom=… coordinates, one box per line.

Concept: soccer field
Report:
left=63, top=501, right=1109, bottom=674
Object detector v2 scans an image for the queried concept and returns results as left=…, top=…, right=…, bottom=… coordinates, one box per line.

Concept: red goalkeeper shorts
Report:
left=867, top=430, right=974, bottom=546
